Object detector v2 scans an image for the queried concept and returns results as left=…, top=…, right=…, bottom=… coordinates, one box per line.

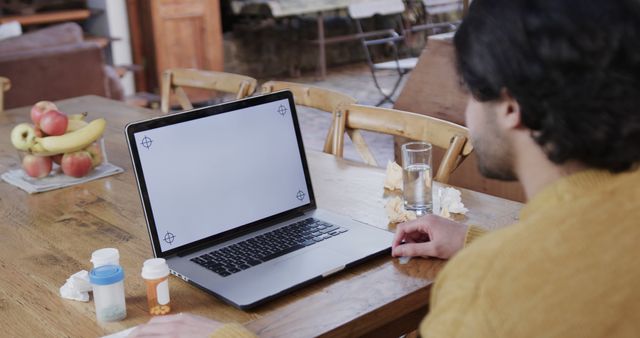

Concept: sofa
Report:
left=0, top=22, right=123, bottom=110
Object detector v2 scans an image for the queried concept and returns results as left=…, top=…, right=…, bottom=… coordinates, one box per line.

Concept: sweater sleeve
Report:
left=464, top=225, right=488, bottom=247
left=419, top=242, right=495, bottom=338
left=210, top=323, right=257, bottom=338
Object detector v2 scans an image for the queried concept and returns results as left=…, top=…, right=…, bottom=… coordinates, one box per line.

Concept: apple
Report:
left=84, top=143, right=103, bottom=167
left=10, top=123, right=37, bottom=151
left=51, top=154, right=63, bottom=165
left=22, top=154, right=52, bottom=178
left=30, top=101, right=58, bottom=126
left=34, top=125, right=45, bottom=138
left=61, top=151, right=93, bottom=178
left=39, top=110, right=68, bottom=136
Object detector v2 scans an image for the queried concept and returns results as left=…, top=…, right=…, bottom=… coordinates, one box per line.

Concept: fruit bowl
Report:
left=10, top=101, right=107, bottom=179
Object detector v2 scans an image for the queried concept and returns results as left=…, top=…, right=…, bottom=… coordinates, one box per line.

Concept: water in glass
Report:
left=403, top=163, right=432, bottom=212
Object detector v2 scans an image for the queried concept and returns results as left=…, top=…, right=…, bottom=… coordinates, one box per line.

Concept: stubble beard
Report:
left=473, top=125, right=518, bottom=182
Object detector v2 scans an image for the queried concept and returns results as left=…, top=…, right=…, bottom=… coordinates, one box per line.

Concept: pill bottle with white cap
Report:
left=91, top=248, right=120, bottom=268
left=89, top=265, right=126, bottom=322
left=141, top=258, right=171, bottom=316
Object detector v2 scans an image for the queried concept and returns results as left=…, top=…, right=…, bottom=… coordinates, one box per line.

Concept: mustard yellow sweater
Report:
left=212, top=169, right=640, bottom=337
left=421, top=168, right=640, bottom=337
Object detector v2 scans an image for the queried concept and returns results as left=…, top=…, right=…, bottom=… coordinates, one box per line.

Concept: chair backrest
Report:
left=0, top=77, right=10, bottom=113
left=333, top=104, right=473, bottom=183
left=262, top=81, right=357, bottom=153
left=160, top=68, right=257, bottom=113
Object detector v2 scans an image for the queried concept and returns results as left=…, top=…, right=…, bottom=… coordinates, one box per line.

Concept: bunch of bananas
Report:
left=11, top=114, right=106, bottom=156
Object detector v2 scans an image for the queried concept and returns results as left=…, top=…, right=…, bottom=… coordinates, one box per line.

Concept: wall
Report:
left=86, top=0, right=135, bottom=96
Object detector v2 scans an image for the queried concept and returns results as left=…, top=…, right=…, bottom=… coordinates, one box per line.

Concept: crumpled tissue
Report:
left=434, top=187, right=469, bottom=218
left=383, top=161, right=403, bottom=191
left=385, top=196, right=417, bottom=223
left=60, top=270, right=92, bottom=302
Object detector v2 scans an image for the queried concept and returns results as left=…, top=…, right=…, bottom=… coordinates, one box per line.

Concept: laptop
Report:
left=125, top=91, right=393, bottom=309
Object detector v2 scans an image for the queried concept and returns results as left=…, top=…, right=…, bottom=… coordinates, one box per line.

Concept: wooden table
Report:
left=0, top=95, right=522, bottom=337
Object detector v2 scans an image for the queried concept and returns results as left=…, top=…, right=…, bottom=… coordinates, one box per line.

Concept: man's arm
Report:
left=210, top=323, right=256, bottom=338
left=127, top=314, right=257, bottom=338
left=419, top=244, right=496, bottom=337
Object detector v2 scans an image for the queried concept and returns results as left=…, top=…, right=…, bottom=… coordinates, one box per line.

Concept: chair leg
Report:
left=371, top=69, right=408, bottom=106
left=376, top=95, right=395, bottom=107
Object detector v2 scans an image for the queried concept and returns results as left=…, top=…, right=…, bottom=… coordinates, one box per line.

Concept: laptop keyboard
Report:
left=190, top=218, right=348, bottom=277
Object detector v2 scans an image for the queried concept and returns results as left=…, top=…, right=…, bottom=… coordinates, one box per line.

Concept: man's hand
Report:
left=128, top=313, right=223, bottom=338
left=392, top=214, right=469, bottom=259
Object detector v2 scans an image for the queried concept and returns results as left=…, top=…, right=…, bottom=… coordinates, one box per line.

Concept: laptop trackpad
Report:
left=223, top=247, right=348, bottom=305
left=274, top=247, right=350, bottom=277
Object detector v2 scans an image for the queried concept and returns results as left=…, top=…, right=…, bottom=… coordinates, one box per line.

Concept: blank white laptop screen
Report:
left=133, top=99, right=310, bottom=252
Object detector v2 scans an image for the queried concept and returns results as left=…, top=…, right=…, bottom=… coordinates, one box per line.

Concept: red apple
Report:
left=22, top=154, right=52, bottom=178
left=34, top=125, right=45, bottom=138
left=84, top=143, right=103, bottom=167
left=51, top=154, right=63, bottom=165
left=61, top=151, right=93, bottom=178
left=30, top=101, right=58, bottom=126
left=39, top=110, right=68, bottom=136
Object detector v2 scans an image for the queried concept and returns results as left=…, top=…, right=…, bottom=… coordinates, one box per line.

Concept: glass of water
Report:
left=402, top=141, right=433, bottom=214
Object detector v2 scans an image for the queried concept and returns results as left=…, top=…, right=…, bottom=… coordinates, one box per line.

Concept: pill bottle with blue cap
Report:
left=89, top=265, right=126, bottom=322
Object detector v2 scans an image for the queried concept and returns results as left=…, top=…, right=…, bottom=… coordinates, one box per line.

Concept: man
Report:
left=130, top=0, right=640, bottom=336
left=392, top=0, right=640, bottom=336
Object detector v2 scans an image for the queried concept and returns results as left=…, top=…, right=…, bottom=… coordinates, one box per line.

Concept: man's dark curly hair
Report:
left=454, top=0, right=640, bottom=172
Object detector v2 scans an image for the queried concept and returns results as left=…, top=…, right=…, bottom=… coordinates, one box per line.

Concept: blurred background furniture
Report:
left=160, top=68, right=257, bottom=113
left=349, top=0, right=458, bottom=106
left=349, top=0, right=413, bottom=106
left=262, top=80, right=357, bottom=154
left=232, top=0, right=404, bottom=79
left=422, top=0, right=465, bottom=20
left=394, top=33, right=525, bottom=201
left=333, top=104, right=472, bottom=183
left=126, top=0, right=224, bottom=100
left=0, top=22, right=124, bottom=109
left=0, top=76, right=10, bottom=112
left=0, top=1, right=89, bottom=25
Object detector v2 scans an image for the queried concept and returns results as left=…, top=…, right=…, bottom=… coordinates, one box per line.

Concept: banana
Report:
left=30, top=118, right=106, bottom=156
left=69, top=112, right=88, bottom=121
left=66, top=119, right=89, bottom=132
left=10, top=123, right=37, bottom=151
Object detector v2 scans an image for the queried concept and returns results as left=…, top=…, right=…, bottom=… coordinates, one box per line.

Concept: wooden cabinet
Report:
left=127, top=0, right=223, bottom=96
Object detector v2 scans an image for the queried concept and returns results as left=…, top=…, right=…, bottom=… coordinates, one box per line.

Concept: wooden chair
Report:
left=0, top=77, right=10, bottom=113
left=160, top=69, right=257, bottom=113
left=261, top=81, right=357, bottom=154
left=332, top=104, right=473, bottom=183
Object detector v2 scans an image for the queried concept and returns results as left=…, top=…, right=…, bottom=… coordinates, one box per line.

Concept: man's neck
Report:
left=514, top=141, right=588, bottom=200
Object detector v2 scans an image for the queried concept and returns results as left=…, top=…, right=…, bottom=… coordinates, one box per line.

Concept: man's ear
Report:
left=497, top=89, right=523, bottom=130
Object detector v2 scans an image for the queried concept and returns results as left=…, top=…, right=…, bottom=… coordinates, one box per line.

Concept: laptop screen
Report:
left=128, top=93, right=313, bottom=255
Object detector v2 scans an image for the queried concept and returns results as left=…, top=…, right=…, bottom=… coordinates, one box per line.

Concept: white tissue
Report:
left=436, top=187, right=469, bottom=216
left=60, top=270, right=91, bottom=302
